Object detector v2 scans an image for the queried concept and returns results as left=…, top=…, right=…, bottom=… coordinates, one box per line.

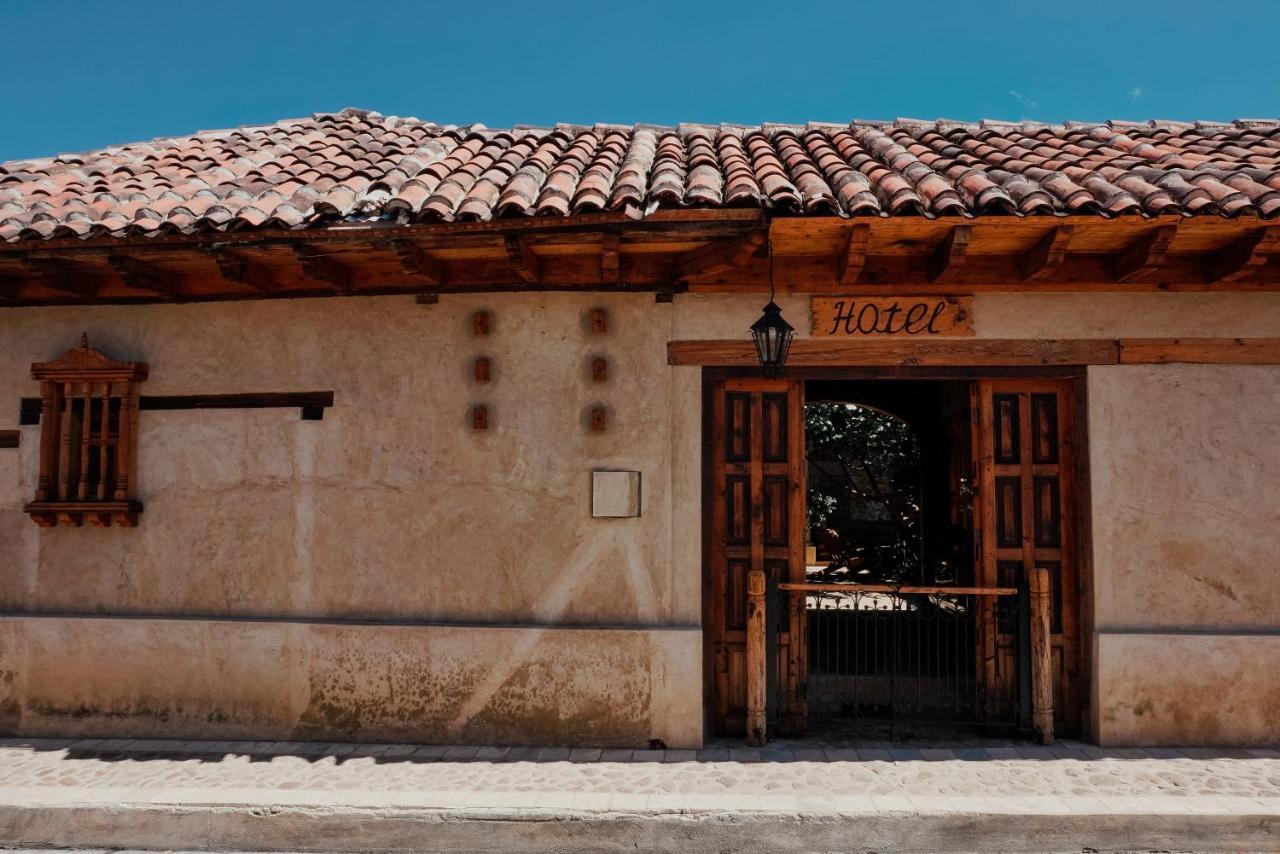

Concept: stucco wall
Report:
left=1087, top=364, right=1280, bottom=746
left=2, top=290, right=1279, bottom=747
left=0, top=293, right=703, bottom=746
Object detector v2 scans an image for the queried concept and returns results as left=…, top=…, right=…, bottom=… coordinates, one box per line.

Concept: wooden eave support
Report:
left=600, top=232, right=621, bottom=283
left=207, top=247, right=275, bottom=293
left=1019, top=225, right=1075, bottom=281
left=837, top=223, right=870, bottom=285
left=1208, top=227, right=1280, bottom=282
left=389, top=238, right=445, bottom=286
left=505, top=234, right=541, bottom=283
left=16, top=256, right=99, bottom=298
left=927, top=225, right=972, bottom=283
left=293, top=245, right=353, bottom=293
left=1112, top=223, right=1178, bottom=283
left=107, top=255, right=179, bottom=299
left=675, top=230, right=766, bottom=281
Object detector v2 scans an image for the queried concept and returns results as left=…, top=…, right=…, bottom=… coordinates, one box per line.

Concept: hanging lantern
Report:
left=750, top=300, right=795, bottom=377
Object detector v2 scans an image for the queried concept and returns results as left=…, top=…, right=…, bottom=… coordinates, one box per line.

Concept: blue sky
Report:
left=4, top=0, right=1279, bottom=161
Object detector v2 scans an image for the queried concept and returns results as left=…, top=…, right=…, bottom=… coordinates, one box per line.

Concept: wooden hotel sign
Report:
left=811, top=296, right=974, bottom=337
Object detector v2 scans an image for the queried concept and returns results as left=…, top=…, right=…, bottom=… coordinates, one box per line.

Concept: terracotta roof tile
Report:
left=5, top=108, right=1280, bottom=242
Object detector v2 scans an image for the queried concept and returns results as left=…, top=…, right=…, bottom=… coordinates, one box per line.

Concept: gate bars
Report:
left=774, top=580, right=1055, bottom=745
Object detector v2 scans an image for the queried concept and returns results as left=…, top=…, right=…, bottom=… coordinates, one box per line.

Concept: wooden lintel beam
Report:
left=504, top=235, right=541, bottom=283
left=207, top=247, right=275, bottom=293
left=1208, top=227, right=1280, bottom=282
left=927, top=225, right=973, bottom=283
left=108, top=255, right=179, bottom=299
left=1020, top=225, right=1076, bottom=281
left=389, top=239, right=444, bottom=286
left=668, top=337, right=1121, bottom=367
left=1112, top=224, right=1178, bottom=283
left=675, top=230, right=766, bottom=280
left=600, top=232, right=621, bottom=283
left=837, top=223, right=871, bottom=285
left=1119, top=338, right=1280, bottom=364
left=292, top=245, right=352, bottom=293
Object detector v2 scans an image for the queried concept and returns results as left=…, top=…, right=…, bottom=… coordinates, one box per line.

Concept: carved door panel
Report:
left=706, top=378, right=807, bottom=738
left=973, top=379, right=1080, bottom=733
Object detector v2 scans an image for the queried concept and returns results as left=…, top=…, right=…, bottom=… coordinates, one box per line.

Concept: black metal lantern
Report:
left=750, top=299, right=795, bottom=377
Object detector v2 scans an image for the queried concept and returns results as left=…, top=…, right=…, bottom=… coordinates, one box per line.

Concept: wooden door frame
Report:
left=701, top=365, right=1095, bottom=742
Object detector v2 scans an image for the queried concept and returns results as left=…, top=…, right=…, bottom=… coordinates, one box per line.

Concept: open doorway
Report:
left=802, top=380, right=996, bottom=740
left=703, top=373, right=1084, bottom=744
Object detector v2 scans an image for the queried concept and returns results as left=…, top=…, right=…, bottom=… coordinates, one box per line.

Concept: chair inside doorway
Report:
left=801, top=380, right=1024, bottom=742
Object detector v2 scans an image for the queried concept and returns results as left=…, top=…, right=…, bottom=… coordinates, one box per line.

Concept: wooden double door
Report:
left=704, top=374, right=1083, bottom=740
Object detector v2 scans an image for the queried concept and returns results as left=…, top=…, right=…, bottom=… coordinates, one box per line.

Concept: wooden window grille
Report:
left=24, top=334, right=148, bottom=528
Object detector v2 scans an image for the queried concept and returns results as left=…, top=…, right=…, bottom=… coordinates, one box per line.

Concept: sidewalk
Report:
left=1, top=737, right=1277, bottom=852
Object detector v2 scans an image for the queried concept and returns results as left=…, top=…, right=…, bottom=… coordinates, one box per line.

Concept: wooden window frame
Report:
left=24, top=335, right=148, bottom=528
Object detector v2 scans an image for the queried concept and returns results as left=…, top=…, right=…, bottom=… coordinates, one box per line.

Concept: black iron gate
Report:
left=785, top=584, right=1025, bottom=740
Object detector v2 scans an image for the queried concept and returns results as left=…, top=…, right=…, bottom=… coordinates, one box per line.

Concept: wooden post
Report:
left=1029, top=566, right=1055, bottom=745
left=745, top=566, right=768, bottom=746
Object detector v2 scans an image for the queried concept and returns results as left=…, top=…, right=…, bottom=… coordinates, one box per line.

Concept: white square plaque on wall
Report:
left=592, top=470, right=641, bottom=518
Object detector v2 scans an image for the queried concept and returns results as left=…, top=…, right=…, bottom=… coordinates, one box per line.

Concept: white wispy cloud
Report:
left=1129, top=87, right=1143, bottom=103
left=1009, top=90, right=1039, bottom=110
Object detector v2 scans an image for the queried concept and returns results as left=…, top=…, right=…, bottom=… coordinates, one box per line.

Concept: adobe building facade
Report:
left=1, top=112, right=1279, bottom=748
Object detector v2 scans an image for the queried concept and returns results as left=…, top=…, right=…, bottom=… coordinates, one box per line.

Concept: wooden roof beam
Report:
left=108, top=255, right=179, bottom=299
left=837, top=223, right=870, bottom=285
left=600, top=232, right=621, bottom=283
left=1208, top=227, right=1280, bottom=282
left=927, top=225, right=972, bottom=283
left=207, top=247, right=275, bottom=293
left=505, top=235, right=541, bottom=284
left=1112, top=223, right=1178, bottom=283
left=675, top=230, right=766, bottom=281
left=1019, top=225, right=1075, bottom=281
left=17, top=256, right=99, bottom=298
left=293, top=245, right=353, bottom=293
left=389, top=238, right=445, bottom=286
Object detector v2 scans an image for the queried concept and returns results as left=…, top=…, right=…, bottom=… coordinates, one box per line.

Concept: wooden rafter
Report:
left=1019, top=225, right=1075, bottom=281
left=837, top=223, right=870, bottom=285
left=17, top=256, right=99, bottom=298
left=108, top=255, right=178, bottom=299
left=675, top=230, right=766, bottom=281
left=927, top=225, right=972, bottom=283
left=389, top=238, right=445, bottom=285
left=292, top=245, right=352, bottom=293
left=1208, top=227, right=1280, bottom=282
left=505, top=234, right=541, bottom=283
left=600, top=232, right=621, bottom=283
left=1112, top=224, right=1178, bottom=283
left=206, top=247, right=275, bottom=293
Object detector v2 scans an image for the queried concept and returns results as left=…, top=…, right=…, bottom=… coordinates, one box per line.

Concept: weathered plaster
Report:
left=3, top=291, right=1280, bottom=746
left=1088, top=365, right=1280, bottom=631
left=1087, top=364, right=1280, bottom=745
left=0, top=615, right=700, bottom=746
left=1094, top=632, right=1280, bottom=747
left=0, top=294, right=701, bottom=744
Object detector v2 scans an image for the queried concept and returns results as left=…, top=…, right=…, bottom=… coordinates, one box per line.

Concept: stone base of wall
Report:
left=1094, top=632, right=1280, bottom=747
left=0, top=616, right=702, bottom=748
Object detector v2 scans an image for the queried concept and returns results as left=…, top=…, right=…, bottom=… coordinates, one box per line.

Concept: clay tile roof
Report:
left=3, top=107, right=1280, bottom=242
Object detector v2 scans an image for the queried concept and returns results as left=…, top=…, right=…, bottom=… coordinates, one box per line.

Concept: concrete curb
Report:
left=2, top=801, right=1278, bottom=853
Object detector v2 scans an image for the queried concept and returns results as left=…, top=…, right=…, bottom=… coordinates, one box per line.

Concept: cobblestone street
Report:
left=2, top=737, right=1278, bottom=851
